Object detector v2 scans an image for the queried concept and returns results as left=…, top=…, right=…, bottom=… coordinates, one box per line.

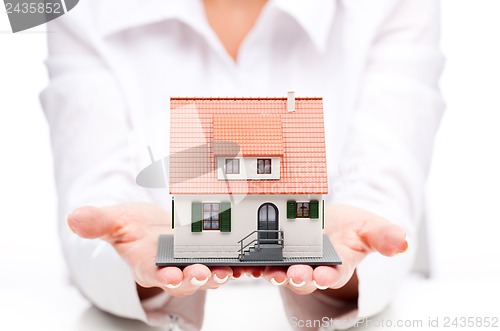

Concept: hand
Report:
left=67, top=203, right=235, bottom=299
left=260, top=204, right=408, bottom=298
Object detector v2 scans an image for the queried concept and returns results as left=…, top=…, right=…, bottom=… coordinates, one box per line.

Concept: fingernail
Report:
left=231, top=274, right=241, bottom=280
left=190, top=277, right=209, bottom=287
left=165, top=282, right=182, bottom=289
left=313, top=280, right=329, bottom=290
left=248, top=272, right=262, bottom=279
left=270, top=277, right=286, bottom=286
left=289, top=278, right=306, bottom=288
left=213, top=274, right=229, bottom=284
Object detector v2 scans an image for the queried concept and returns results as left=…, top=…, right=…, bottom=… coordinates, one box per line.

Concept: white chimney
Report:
left=287, top=91, right=295, bottom=112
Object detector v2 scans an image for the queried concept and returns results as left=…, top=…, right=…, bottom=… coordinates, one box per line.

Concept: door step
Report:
left=241, top=244, right=283, bottom=261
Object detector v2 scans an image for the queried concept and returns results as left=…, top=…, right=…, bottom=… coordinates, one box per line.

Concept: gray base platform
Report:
left=156, top=234, right=342, bottom=267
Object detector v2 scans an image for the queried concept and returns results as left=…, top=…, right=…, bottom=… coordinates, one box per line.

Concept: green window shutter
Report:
left=171, top=197, right=175, bottom=229
left=191, top=202, right=202, bottom=232
left=322, top=200, right=325, bottom=229
left=287, top=201, right=297, bottom=219
left=310, top=200, right=319, bottom=219
left=220, top=201, right=231, bottom=232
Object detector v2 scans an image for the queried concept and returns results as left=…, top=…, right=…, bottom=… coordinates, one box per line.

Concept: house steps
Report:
left=241, top=244, right=283, bottom=261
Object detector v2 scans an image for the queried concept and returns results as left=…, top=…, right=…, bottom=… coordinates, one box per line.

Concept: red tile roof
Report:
left=213, top=114, right=283, bottom=156
left=169, top=97, right=328, bottom=195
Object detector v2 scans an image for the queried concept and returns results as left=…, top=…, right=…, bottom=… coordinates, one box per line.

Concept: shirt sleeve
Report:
left=281, top=0, right=445, bottom=329
left=40, top=15, right=204, bottom=330
left=337, top=0, right=445, bottom=319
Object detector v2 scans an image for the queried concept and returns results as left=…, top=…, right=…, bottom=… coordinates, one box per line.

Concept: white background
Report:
left=1, top=1, right=499, bottom=330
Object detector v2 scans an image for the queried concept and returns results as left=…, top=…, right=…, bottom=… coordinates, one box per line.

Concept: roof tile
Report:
left=170, top=97, right=328, bottom=195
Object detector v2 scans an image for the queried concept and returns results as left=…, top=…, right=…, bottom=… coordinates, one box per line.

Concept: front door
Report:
left=258, top=203, right=278, bottom=244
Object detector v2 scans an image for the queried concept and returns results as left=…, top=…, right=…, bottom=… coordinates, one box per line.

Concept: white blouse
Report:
left=41, top=0, right=445, bottom=329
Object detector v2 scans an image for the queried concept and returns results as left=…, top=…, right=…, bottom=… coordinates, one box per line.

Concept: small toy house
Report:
left=167, top=93, right=333, bottom=263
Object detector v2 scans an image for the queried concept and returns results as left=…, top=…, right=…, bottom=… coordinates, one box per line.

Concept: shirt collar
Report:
left=97, top=0, right=336, bottom=52
left=97, top=0, right=208, bottom=38
left=270, top=0, right=336, bottom=52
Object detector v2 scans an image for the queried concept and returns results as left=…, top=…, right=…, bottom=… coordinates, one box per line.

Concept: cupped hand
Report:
left=261, top=204, right=408, bottom=297
left=67, top=203, right=235, bottom=298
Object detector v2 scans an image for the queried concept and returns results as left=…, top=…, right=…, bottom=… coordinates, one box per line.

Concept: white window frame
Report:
left=225, top=159, right=240, bottom=174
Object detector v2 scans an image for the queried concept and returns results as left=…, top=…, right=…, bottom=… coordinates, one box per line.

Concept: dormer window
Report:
left=225, top=159, right=240, bottom=174
left=217, top=157, right=279, bottom=180
left=257, top=159, right=272, bottom=174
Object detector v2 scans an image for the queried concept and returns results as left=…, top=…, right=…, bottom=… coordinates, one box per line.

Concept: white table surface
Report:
left=1, top=247, right=499, bottom=331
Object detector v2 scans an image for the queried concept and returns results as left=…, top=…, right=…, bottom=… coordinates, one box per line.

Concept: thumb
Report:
left=67, top=206, right=121, bottom=240
left=360, top=222, right=409, bottom=257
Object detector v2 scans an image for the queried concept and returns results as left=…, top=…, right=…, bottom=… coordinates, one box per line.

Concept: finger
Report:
left=231, top=267, right=245, bottom=279
left=232, top=266, right=265, bottom=279
left=312, top=265, right=356, bottom=290
left=204, top=267, right=233, bottom=289
left=184, top=264, right=212, bottom=286
left=263, top=266, right=288, bottom=286
left=312, top=266, right=339, bottom=289
left=170, top=264, right=211, bottom=296
left=156, top=267, right=184, bottom=289
left=285, top=265, right=316, bottom=295
left=359, top=222, right=408, bottom=257
left=68, top=205, right=145, bottom=246
left=245, top=266, right=265, bottom=279
left=67, top=206, right=118, bottom=239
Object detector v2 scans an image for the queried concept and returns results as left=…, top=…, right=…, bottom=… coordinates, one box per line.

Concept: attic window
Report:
left=257, top=159, right=272, bottom=174
left=225, top=159, right=240, bottom=174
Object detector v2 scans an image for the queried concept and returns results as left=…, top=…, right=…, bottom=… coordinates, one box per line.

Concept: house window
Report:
left=257, top=159, right=272, bottom=174
left=225, top=159, right=240, bottom=174
left=203, top=203, right=220, bottom=230
left=296, top=202, right=310, bottom=218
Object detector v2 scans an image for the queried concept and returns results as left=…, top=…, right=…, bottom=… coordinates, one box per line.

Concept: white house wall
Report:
left=173, top=194, right=323, bottom=258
